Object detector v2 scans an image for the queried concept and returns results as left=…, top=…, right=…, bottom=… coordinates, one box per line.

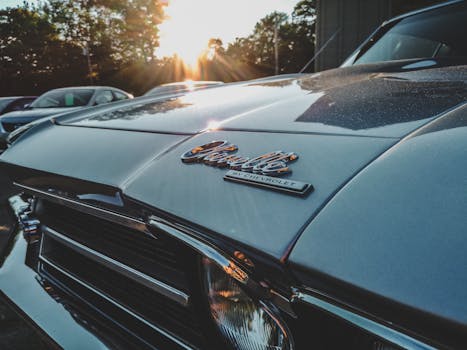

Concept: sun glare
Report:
left=158, top=2, right=211, bottom=67
left=183, top=80, right=197, bottom=91
left=157, top=0, right=296, bottom=77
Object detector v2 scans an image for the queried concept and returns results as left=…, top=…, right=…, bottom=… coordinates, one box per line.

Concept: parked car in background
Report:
left=144, top=80, right=224, bottom=96
left=0, top=96, right=37, bottom=116
left=0, top=86, right=132, bottom=149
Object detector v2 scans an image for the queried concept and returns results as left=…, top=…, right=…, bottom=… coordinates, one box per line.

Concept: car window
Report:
left=94, top=90, right=114, bottom=105
left=354, top=3, right=467, bottom=64
left=113, top=91, right=129, bottom=101
left=31, top=89, right=94, bottom=108
left=0, top=98, right=15, bottom=112
left=3, top=98, right=35, bottom=113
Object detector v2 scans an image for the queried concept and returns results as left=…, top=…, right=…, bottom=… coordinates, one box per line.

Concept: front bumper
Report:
left=0, top=185, right=444, bottom=350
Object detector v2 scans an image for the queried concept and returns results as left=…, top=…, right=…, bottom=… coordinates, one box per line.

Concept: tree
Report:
left=224, top=3, right=316, bottom=76
left=118, top=0, right=165, bottom=63
left=293, top=0, right=316, bottom=22
left=285, top=0, right=316, bottom=72
left=44, top=0, right=165, bottom=76
left=0, top=7, right=88, bottom=95
left=0, top=0, right=317, bottom=96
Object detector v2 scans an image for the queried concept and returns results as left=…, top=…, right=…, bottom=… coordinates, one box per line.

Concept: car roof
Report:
left=0, top=96, right=36, bottom=100
left=43, top=86, right=126, bottom=93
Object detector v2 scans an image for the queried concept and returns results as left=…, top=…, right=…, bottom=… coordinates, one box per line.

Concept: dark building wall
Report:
left=314, top=0, right=445, bottom=72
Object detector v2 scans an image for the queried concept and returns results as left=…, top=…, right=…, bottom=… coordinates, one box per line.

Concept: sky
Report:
left=2, top=0, right=34, bottom=8
left=2, top=0, right=298, bottom=61
left=158, top=0, right=297, bottom=59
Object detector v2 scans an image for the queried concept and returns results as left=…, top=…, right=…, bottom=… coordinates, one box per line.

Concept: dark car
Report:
left=0, top=96, right=37, bottom=116
left=0, top=1, right=466, bottom=350
left=144, top=80, right=224, bottom=96
left=0, top=86, right=132, bottom=149
left=0, top=97, right=37, bottom=148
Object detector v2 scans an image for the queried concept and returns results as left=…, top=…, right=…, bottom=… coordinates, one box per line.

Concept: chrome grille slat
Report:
left=22, top=186, right=207, bottom=349
left=38, top=257, right=195, bottom=350
left=46, top=211, right=179, bottom=266
left=39, top=200, right=188, bottom=291
left=41, top=226, right=189, bottom=306
left=39, top=230, right=205, bottom=349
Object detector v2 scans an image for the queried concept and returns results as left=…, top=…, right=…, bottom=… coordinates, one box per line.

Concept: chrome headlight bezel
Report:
left=201, top=256, right=294, bottom=350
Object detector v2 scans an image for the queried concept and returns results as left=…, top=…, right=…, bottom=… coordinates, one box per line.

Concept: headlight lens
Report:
left=203, top=257, right=292, bottom=350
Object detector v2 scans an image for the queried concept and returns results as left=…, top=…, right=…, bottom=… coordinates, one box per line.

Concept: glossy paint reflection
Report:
left=60, top=59, right=467, bottom=138
left=290, top=104, right=467, bottom=345
left=295, top=70, right=466, bottom=130
left=64, top=81, right=307, bottom=134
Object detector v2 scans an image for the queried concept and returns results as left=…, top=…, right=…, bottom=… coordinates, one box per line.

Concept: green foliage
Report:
left=45, top=0, right=164, bottom=64
left=293, top=0, right=316, bottom=21
left=118, top=0, right=165, bottom=63
left=0, top=7, right=88, bottom=95
left=225, top=1, right=316, bottom=76
left=0, top=0, right=317, bottom=96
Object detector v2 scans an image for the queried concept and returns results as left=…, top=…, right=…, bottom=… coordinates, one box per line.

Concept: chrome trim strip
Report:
left=14, top=182, right=152, bottom=236
left=148, top=217, right=248, bottom=283
left=293, top=291, right=436, bottom=350
left=41, top=226, right=190, bottom=306
left=259, top=301, right=295, bottom=350
left=148, top=216, right=297, bottom=318
left=38, top=257, right=194, bottom=350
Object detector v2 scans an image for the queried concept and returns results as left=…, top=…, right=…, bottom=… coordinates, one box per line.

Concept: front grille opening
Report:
left=37, top=200, right=189, bottom=292
left=40, top=234, right=205, bottom=349
left=39, top=262, right=189, bottom=350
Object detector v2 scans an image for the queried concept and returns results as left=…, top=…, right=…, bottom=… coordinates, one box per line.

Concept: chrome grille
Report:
left=37, top=199, right=205, bottom=349
left=39, top=200, right=189, bottom=292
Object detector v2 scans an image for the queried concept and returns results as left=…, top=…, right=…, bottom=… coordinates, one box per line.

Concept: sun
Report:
left=172, top=43, right=203, bottom=68
left=158, top=2, right=211, bottom=67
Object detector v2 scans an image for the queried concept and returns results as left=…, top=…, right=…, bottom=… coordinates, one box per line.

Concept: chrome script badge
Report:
left=181, top=141, right=313, bottom=196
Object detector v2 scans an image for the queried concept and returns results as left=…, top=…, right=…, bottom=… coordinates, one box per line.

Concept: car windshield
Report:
left=31, top=89, right=94, bottom=108
left=354, top=2, right=467, bottom=65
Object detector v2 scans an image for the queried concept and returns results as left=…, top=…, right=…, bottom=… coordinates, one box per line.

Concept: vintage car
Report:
left=0, top=1, right=466, bottom=349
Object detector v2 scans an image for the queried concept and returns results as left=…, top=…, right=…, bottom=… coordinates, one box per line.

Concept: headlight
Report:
left=203, top=257, right=293, bottom=350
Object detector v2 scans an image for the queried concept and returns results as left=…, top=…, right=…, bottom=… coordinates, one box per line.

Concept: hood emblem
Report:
left=181, top=140, right=313, bottom=196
